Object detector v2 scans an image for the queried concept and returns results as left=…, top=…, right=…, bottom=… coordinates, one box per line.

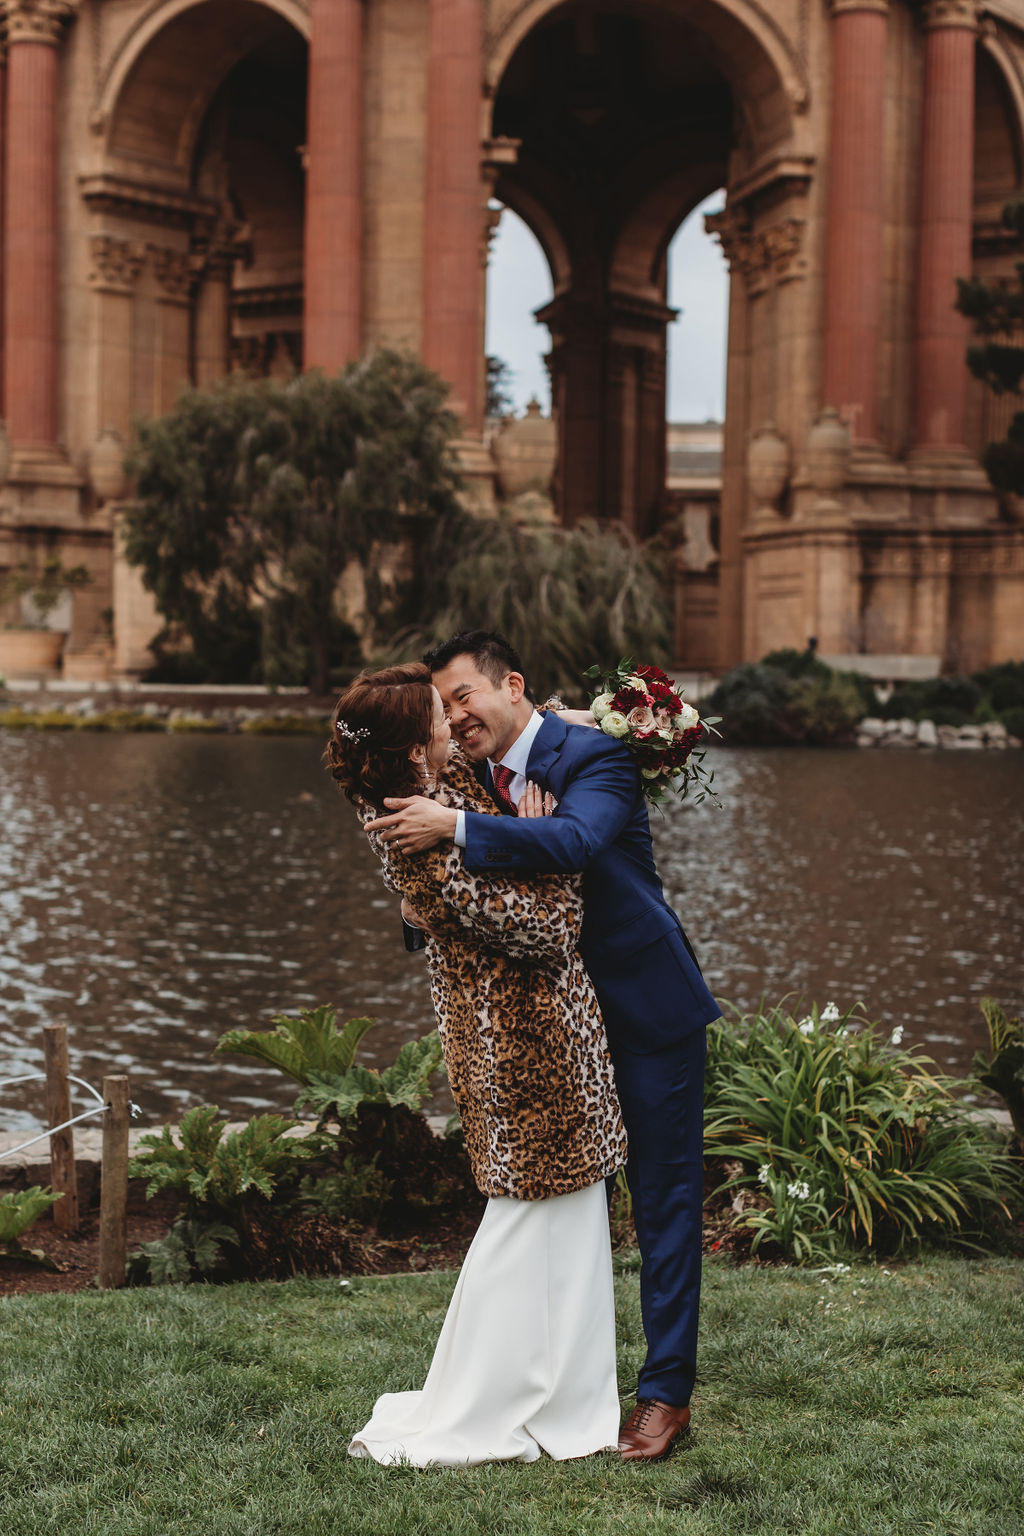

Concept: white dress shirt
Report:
left=453, top=709, right=546, bottom=847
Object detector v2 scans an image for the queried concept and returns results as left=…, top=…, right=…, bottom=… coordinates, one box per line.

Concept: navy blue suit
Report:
left=462, top=711, right=720, bottom=1407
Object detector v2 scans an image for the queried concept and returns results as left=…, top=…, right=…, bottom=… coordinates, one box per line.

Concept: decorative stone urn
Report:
left=89, top=428, right=127, bottom=504
left=491, top=399, right=557, bottom=509
left=746, top=422, right=789, bottom=523
left=803, top=407, right=851, bottom=522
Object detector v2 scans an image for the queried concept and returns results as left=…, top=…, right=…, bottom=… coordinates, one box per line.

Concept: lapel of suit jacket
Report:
left=525, top=708, right=569, bottom=787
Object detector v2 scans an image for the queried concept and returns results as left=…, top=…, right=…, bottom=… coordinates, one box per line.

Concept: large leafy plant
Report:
left=0, top=1186, right=64, bottom=1266
left=216, top=1006, right=376, bottom=1087
left=128, top=1107, right=317, bottom=1283
left=705, top=1001, right=1019, bottom=1260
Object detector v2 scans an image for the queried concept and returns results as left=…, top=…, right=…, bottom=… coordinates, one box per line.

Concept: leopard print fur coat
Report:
left=358, top=753, right=627, bottom=1201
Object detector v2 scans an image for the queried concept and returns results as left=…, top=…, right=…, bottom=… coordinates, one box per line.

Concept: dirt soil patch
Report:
left=0, top=1159, right=755, bottom=1296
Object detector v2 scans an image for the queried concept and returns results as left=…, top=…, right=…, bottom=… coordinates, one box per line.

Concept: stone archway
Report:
left=82, top=0, right=308, bottom=445
left=487, top=0, right=810, bottom=666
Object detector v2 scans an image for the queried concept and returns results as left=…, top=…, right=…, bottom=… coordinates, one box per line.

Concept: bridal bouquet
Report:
left=583, top=659, right=721, bottom=806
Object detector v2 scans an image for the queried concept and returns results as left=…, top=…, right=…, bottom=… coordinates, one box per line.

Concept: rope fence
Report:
left=1, top=1024, right=138, bottom=1287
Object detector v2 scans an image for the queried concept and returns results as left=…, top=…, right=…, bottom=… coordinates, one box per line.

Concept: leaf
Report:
left=0, top=1187, right=64, bottom=1243
left=216, top=1008, right=378, bottom=1087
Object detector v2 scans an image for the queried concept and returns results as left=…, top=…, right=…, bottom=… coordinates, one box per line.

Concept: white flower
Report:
left=641, top=767, right=663, bottom=780
left=674, top=702, right=700, bottom=731
left=821, top=1001, right=840, bottom=1024
left=787, top=1180, right=811, bottom=1201
left=625, top=674, right=648, bottom=691
left=757, top=1165, right=772, bottom=1186
left=890, top=1026, right=905, bottom=1046
left=591, top=692, right=615, bottom=720
left=797, top=1017, right=815, bottom=1036
left=600, top=711, right=629, bottom=739
left=626, top=705, right=656, bottom=731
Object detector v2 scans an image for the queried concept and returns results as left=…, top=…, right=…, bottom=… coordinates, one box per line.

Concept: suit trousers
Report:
left=610, top=1025, right=706, bottom=1408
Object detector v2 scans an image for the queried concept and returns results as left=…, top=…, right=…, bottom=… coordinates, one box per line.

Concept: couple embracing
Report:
left=326, top=630, right=720, bottom=1467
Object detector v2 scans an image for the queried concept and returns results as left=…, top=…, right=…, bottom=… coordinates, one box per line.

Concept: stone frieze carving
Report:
left=705, top=210, right=807, bottom=293
left=1, top=0, right=77, bottom=45
left=88, top=235, right=146, bottom=293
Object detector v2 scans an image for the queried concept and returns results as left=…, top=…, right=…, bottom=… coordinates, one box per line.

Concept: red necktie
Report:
left=491, top=763, right=518, bottom=814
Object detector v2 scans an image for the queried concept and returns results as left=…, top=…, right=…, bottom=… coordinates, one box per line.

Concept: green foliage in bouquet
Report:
left=216, top=1005, right=377, bottom=1088
left=0, top=1186, right=64, bottom=1266
left=705, top=1001, right=1019, bottom=1261
left=973, top=996, right=1024, bottom=1153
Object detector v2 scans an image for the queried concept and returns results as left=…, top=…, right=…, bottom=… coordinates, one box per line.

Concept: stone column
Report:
left=2, top=0, right=74, bottom=453
left=194, top=248, right=235, bottom=387
left=822, top=0, right=889, bottom=445
left=912, top=1, right=978, bottom=456
left=304, top=0, right=363, bottom=370
left=422, top=0, right=485, bottom=430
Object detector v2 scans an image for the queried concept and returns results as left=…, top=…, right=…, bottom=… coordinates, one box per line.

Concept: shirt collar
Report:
left=489, top=709, right=545, bottom=778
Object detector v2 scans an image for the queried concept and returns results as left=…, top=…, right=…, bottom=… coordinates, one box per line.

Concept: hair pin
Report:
left=335, top=717, right=370, bottom=745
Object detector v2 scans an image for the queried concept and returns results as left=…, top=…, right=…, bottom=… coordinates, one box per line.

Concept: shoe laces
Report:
left=629, top=1398, right=659, bottom=1432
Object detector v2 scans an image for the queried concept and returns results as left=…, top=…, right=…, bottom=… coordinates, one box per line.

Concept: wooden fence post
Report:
left=42, top=1023, right=79, bottom=1232
left=98, top=1075, right=130, bottom=1289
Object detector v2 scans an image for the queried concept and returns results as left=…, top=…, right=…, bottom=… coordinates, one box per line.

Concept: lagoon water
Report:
left=1, top=730, right=1021, bottom=1133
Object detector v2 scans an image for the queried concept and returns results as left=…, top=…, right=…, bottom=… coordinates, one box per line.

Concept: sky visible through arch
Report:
left=484, top=192, right=729, bottom=424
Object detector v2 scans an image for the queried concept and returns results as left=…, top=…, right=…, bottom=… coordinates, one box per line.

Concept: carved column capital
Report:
left=920, top=0, right=979, bottom=30
left=829, top=1, right=889, bottom=16
left=2, top=0, right=77, bottom=46
left=705, top=210, right=807, bottom=294
left=88, top=235, right=146, bottom=294
left=149, top=244, right=196, bottom=304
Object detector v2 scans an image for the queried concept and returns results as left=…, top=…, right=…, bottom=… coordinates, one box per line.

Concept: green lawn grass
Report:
left=1, top=1256, right=1022, bottom=1536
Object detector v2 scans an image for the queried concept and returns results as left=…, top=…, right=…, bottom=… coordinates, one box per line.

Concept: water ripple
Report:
left=1, top=732, right=1021, bottom=1133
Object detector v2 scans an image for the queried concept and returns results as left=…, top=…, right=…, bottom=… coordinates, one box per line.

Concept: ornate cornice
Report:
left=2, top=0, right=77, bottom=46
left=79, top=173, right=219, bottom=234
left=705, top=210, right=807, bottom=294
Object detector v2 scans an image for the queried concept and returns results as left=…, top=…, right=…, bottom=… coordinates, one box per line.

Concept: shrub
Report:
left=390, top=514, right=672, bottom=705
left=1000, top=704, right=1024, bottom=739
left=216, top=1006, right=378, bottom=1087
left=0, top=1186, right=64, bottom=1263
left=785, top=672, right=865, bottom=745
left=928, top=705, right=974, bottom=729
left=239, top=714, right=328, bottom=736
left=706, top=662, right=797, bottom=746
left=128, top=1107, right=318, bottom=1283
left=975, top=659, right=1024, bottom=713
left=704, top=1001, right=1019, bottom=1261
left=973, top=997, right=1024, bottom=1152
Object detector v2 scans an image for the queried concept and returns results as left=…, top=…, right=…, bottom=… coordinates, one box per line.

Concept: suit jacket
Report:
left=461, top=710, right=720, bottom=1053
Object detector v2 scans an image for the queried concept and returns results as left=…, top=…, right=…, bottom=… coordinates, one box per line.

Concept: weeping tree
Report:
left=389, top=512, right=673, bottom=703
left=124, top=351, right=463, bottom=692
left=956, top=197, right=1024, bottom=493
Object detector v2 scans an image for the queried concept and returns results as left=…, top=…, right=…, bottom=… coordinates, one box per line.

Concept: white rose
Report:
left=601, top=710, right=629, bottom=738
left=626, top=674, right=647, bottom=691
left=591, top=692, right=615, bottom=721
left=641, top=767, right=662, bottom=780
left=626, top=705, right=655, bottom=731
left=674, top=703, right=700, bottom=731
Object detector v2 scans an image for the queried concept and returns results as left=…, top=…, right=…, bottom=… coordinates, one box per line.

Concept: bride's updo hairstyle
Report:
left=326, top=662, right=436, bottom=809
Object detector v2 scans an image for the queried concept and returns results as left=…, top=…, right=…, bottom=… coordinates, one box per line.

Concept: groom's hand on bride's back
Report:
left=365, top=796, right=458, bottom=852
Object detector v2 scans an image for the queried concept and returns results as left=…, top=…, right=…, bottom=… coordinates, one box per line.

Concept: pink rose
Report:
left=626, top=705, right=655, bottom=731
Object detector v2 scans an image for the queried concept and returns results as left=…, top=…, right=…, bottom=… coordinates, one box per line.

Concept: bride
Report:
left=325, top=662, right=627, bottom=1467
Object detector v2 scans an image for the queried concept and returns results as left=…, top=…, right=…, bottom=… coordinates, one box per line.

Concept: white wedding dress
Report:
left=348, top=1180, right=620, bottom=1466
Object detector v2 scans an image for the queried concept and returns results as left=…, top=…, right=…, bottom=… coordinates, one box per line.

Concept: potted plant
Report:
left=0, top=557, right=92, bottom=676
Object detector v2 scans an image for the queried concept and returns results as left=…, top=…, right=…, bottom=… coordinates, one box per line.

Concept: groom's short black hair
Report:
left=423, top=630, right=535, bottom=702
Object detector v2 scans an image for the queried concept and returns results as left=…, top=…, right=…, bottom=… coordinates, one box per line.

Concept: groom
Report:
left=366, top=630, right=721, bottom=1461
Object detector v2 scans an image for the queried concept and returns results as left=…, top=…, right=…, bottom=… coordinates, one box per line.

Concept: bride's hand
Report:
left=518, top=782, right=557, bottom=817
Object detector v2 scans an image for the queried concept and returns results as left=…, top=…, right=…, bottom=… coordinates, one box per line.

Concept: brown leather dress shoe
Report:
left=617, top=1399, right=691, bottom=1462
